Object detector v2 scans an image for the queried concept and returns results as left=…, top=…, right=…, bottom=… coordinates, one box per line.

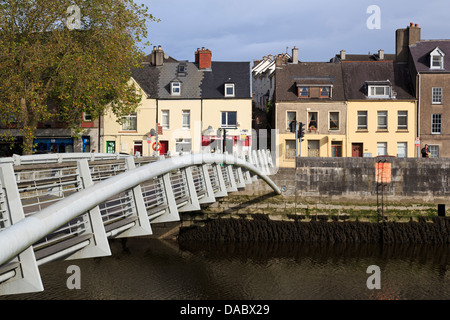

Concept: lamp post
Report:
left=149, top=128, right=157, bottom=156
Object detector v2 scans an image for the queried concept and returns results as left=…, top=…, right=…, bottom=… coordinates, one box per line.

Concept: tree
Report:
left=0, top=0, right=157, bottom=154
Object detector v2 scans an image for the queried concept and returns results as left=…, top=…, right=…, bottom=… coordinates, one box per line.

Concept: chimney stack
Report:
left=195, top=47, right=212, bottom=70
left=340, top=50, right=346, bottom=60
left=378, top=49, right=385, bottom=60
left=396, top=23, right=421, bottom=63
left=292, top=46, right=299, bottom=64
left=151, top=45, right=164, bottom=66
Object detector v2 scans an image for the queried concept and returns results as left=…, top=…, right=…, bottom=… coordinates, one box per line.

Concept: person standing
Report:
left=421, top=144, right=430, bottom=158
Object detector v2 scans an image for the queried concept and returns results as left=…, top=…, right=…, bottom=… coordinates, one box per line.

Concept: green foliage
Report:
left=0, top=0, right=157, bottom=153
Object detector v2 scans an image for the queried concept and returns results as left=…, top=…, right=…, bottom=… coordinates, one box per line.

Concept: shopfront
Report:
left=33, top=138, right=74, bottom=154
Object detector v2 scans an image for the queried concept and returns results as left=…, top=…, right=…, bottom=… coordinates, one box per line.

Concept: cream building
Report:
left=342, top=61, right=417, bottom=158
left=101, top=47, right=252, bottom=157
left=274, top=57, right=347, bottom=168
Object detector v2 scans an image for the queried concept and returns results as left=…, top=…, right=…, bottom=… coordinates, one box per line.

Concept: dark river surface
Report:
left=1, top=237, right=449, bottom=301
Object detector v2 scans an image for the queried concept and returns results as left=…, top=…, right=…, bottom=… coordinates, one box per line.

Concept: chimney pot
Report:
left=410, top=22, right=414, bottom=27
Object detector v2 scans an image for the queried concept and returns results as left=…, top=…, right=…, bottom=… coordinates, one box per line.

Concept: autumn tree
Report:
left=0, top=0, right=157, bottom=154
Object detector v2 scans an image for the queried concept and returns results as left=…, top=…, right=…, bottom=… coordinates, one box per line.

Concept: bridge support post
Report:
left=64, top=159, right=111, bottom=260
left=0, top=163, right=43, bottom=295
left=113, top=157, right=153, bottom=238
left=198, top=164, right=216, bottom=204
left=150, top=173, right=180, bottom=223
left=177, top=166, right=201, bottom=212
left=213, top=163, right=228, bottom=198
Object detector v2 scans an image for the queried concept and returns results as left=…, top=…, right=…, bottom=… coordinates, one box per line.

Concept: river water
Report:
left=1, top=237, right=449, bottom=301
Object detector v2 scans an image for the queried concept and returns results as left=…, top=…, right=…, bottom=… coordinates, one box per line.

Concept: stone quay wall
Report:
left=183, top=157, right=450, bottom=224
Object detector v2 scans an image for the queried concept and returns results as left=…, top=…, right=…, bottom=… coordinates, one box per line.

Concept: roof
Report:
left=409, top=40, right=450, bottom=73
left=201, top=61, right=251, bottom=99
left=131, top=58, right=251, bottom=100
left=274, top=62, right=345, bottom=101
left=332, top=53, right=395, bottom=62
left=341, top=61, right=415, bottom=100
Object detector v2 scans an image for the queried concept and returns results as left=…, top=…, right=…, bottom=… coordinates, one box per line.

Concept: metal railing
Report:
left=0, top=150, right=278, bottom=296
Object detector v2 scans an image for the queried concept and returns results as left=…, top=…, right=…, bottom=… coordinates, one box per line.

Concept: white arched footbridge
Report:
left=0, top=150, right=279, bottom=296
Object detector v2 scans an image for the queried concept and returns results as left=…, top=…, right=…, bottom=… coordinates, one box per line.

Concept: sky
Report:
left=138, top=0, right=450, bottom=63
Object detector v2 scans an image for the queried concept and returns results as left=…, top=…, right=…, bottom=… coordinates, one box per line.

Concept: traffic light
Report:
left=298, top=122, right=305, bottom=141
left=289, top=120, right=296, bottom=133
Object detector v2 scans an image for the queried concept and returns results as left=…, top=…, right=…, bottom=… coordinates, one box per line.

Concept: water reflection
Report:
left=1, top=238, right=449, bottom=300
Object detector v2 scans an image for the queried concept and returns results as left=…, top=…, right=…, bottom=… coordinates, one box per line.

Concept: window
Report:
left=161, top=110, right=169, bottom=129
left=320, top=87, right=330, bottom=98
left=225, top=83, right=235, bottom=97
left=331, top=141, right=342, bottom=157
left=175, top=138, right=192, bottom=153
left=432, top=87, right=443, bottom=104
left=171, top=82, right=181, bottom=95
left=329, top=112, right=339, bottom=130
left=357, top=111, right=368, bottom=130
left=122, top=113, right=137, bottom=131
left=285, top=140, right=296, bottom=159
left=369, top=86, right=391, bottom=98
left=308, top=112, right=318, bottom=130
left=377, top=142, right=387, bottom=156
left=397, top=142, right=407, bottom=158
left=83, top=113, right=92, bottom=122
left=432, top=114, right=442, bottom=134
left=221, top=111, right=237, bottom=128
left=431, top=55, right=444, bottom=69
left=429, top=145, right=439, bottom=158
left=287, top=111, right=296, bottom=130
left=377, top=111, right=388, bottom=130
left=178, top=65, right=186, bottom=73
left=182, top=110, right=190, bottom=129
left=397, top=111, right=408, bottom=130
left=299, top=86, right=309, bottom=97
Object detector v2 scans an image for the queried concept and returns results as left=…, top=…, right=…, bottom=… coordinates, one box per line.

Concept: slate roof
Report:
left=341, top=61, right=415, bottom=100
left=332, top=53, right=395, bottom=62
left=131, top=57, right=251, bottom=100
left=274, top=62, right=346, bottom=102
left=409, top=40, right=450, bottom=73
left=201, top=62, right=251, bottom=99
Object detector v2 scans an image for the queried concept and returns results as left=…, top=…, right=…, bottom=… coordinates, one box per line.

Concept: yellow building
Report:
left=342, top=61, right=417, bottom=158
left=346, top=101, right=416, bottom=157
left=101, top=78, right=157, bottom=156
left=101, top=47, right=252, bottom=157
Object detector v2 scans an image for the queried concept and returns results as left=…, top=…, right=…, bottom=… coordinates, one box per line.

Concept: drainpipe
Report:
left=417, top=72, right=421, bottom=158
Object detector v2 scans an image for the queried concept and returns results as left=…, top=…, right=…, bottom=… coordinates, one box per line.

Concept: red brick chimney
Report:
left=195, top=47, right=212, bottom=69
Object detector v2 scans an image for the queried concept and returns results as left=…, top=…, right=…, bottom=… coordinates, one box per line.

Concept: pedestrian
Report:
left=421, top=144, right=430, bottom=158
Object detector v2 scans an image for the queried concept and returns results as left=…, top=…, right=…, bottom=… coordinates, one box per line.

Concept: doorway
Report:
left=352, top=143, right=363, bottom=157
left=159, top=140, right=169, bottom=155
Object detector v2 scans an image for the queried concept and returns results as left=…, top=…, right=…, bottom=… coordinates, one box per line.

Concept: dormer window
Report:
left=171, top=81, right=181, bottom=96
left=366, top=81, right=392, bottom=98
left=430, top=47, right=445, bottom=70
left=225, top=83, right=235, bottom=97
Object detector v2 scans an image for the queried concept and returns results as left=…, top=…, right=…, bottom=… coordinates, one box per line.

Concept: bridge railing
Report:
left=0, top=150, right=279, bottom=296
